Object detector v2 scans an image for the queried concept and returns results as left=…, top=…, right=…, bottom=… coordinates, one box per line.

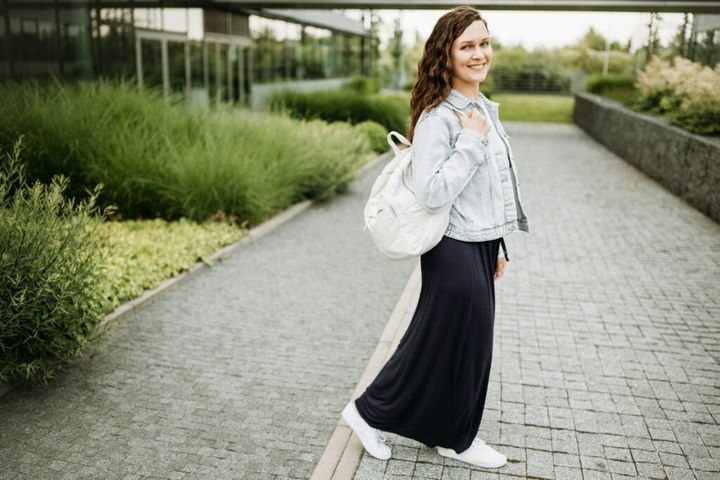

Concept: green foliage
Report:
left=0, top=138, right=112, bottom=384
left=355, top=121, right=388, bottom=153
left=586, top=74, right=639, bottom=106
left=667, top=103, right=720, bottom=135
left=345, top=75, right=381, bottom=95
left=266, top=89, right=409, bottom=134
left=586, top=74, right=636, bottom=94
left=96, top=218, right=245, bottom=312
left=0, top=81, right=372, bottom=224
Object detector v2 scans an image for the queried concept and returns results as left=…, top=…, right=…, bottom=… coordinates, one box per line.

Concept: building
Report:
left=0, top=2, right=373, bottom=107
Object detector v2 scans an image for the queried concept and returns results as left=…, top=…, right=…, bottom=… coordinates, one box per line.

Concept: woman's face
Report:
left=449, top=20, right=493, bottom=86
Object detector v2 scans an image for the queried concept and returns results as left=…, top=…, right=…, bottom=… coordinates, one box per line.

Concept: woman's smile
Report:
left=467, top=63, right=487, bottom=71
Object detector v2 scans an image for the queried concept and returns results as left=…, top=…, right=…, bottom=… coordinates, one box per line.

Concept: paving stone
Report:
left=4, top=122, right=720, bottom=480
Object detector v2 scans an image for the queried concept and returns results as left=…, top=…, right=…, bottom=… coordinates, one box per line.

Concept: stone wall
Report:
left=574, top=92, right=720, bottom=224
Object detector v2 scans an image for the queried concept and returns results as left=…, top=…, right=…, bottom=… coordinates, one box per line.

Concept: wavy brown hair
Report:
left=407, top=6, right=488, bottom=142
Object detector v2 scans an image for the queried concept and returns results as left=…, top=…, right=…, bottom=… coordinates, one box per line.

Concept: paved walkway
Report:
left=352, top=122, right=720, bottom=480
left=1, top=121, right=719, bottom=480
left=0, top=155, right=416, bottom=479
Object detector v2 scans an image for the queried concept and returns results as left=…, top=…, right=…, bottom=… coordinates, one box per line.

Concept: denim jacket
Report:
left=411, top=88, right=529, bottom=251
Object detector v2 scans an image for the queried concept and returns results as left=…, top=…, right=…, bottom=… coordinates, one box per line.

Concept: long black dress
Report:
left=354, top=234, right=501, bottom=454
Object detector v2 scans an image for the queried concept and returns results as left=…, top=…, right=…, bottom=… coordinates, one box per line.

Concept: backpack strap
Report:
left=386, top=131, right=411, bottom=155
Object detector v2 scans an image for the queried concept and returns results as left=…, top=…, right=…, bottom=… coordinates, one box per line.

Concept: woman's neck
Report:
left=451, top=80, right=480, bottom=103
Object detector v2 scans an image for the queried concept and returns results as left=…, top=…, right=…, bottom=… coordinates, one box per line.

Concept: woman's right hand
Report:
left=453, top=109, right=491, bottom=136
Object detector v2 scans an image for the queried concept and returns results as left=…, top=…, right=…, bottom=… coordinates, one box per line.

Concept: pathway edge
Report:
left=310, top=263, right=421, bottom=480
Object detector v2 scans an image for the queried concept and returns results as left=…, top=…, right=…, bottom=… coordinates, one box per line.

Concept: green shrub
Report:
left=586, top=74, right=639, bottom=106
left=586, top=74, right=636, bottom=94
left=97, top=218, right=245, bottom=311
left=266, top=89, right=409, bottom=134
left=0, top=138, right=111, bottom=384
left=0, top=80, right=372, bottom=224
left=667, top=103, right=720, bottom=135
left=355, top=121, right=388, bottom=153
left=345, top=75, right=381, bottom=94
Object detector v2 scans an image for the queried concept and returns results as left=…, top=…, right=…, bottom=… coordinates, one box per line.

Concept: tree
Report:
left=671, top=13, right=690, bottom=57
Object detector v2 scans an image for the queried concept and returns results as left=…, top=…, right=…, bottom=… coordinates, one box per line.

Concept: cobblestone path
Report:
left=353, top=122, right=720, bottom=480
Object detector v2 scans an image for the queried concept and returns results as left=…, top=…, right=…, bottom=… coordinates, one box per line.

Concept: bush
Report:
left=266, top=89, right=409, bottom=134
left=0, top=138, right=111, bottom=384
left=586, top=74, right=636, bottom=94
left=0, top=80, right=372, bottom=224
left=355, top=121, right=388, bottom=153
left=586, top=74, right=638, bottom=106
left=345, top=75, right=381, bottom=95
left=668, top=103, right=720, bottom=135
left=635, top=56, right=720, bottom=134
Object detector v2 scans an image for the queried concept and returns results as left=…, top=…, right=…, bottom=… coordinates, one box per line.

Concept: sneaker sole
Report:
left=436, top=446, right=507, bottom=468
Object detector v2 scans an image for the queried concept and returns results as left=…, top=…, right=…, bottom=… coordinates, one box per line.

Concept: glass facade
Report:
left=1, top=4, right=371, bottom=105
left=249, top=15, right=366, bottom=84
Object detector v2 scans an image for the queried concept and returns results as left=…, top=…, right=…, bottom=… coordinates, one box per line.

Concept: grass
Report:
left=492, top=93, right=575, bottom=123
left=0, top=80, right=373, bottom=225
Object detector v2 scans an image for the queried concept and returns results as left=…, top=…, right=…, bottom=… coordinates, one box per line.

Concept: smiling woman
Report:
left=343, top=4, right=530, bottom=472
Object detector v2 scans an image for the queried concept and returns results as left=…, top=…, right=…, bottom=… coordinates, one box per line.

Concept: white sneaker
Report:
left=436, top=437, right=507, bottom=468
left=341, top=401, right=392, bottom=460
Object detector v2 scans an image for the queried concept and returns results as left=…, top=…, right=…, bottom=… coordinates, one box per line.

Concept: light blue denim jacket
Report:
left=411, top=88, right=529, bottom=248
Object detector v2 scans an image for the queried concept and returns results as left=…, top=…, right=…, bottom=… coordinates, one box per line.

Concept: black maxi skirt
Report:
left=355, top=235, right=501, bottom=454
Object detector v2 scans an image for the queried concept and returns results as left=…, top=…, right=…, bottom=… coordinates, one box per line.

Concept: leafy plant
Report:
left=0, top=137, right=112, bottom=384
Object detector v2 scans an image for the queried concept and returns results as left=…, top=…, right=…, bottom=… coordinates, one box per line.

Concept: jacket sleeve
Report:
left=411, top=112, right=490, bottom=213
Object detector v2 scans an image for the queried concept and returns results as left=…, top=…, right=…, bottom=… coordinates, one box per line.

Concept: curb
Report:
left=0, top=150, right=391, bottom=399
left=310, top=263, right=422, bottom=480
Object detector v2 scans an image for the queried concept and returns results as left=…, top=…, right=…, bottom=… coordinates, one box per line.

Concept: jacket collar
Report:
left=446, top=87, right=499, bottom=114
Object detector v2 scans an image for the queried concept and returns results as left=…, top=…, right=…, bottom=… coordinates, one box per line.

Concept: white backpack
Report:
left=363, top=131, right=451, bottom=260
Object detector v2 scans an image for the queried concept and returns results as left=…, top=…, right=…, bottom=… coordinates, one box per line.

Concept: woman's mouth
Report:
left=467, top=63, right=487, bottom=71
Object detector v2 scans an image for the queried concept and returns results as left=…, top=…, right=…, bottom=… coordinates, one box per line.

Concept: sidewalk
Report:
left=350, top=122, right=720, bottom=480
left=1, top=121, right=718, bottom=480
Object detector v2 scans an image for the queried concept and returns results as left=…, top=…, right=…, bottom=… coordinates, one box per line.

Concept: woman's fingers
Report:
left=494, top=258, right=506, bottom=280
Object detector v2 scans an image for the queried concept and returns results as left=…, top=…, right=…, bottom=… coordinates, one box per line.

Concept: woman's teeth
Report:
left=468, top=64, right=486, bottom=71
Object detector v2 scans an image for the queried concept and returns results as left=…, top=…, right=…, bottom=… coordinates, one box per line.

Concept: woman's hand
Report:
left=494, top=258, right=507, bottom=280
left=453, top=109, right=491, bottom=136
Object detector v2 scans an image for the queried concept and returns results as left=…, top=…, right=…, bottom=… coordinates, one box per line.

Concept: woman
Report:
left=342, top=5, right=529, bottom=469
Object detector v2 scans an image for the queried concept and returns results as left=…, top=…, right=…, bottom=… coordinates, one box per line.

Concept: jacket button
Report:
left=505, top=201, right=513, bottom=208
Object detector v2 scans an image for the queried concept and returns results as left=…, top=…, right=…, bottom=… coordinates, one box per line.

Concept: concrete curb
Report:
left=310, top=262, right=422, bottom=480
left=0, top=150, right=391, bottom=399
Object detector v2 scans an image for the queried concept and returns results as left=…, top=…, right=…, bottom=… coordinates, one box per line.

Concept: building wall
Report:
left=0, top=4, right=370, bottom=107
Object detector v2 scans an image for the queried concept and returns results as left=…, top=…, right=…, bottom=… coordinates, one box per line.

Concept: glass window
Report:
left=140, top=37, right=162, bottom=89
left=218, top=43, right=229, bottom=102
left=167, top=40, right=186, bottom=100
left=96, top=8, right=133, bottom=78
left=163, top=8, right=187, bottom=33
left=0, top=9, right=8, bottom=78
left=187, top=9, right=203, bottom=41
left=8, top=8, right=58, bottom=77
left=133, top=8, right=162, bottom=30
left=207, top=42, right=217, bottom=101
left=59, top=8, right=92, bottom=78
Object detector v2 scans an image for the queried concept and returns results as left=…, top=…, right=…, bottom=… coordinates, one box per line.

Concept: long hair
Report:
left=407, top=6, right=488, bottom=142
